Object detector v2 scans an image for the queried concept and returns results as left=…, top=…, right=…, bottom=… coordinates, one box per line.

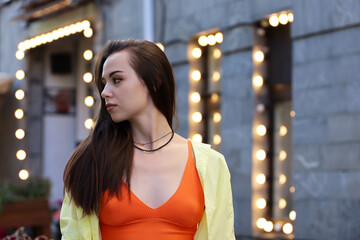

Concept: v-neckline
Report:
left=128, top=140, right=192, bottom=210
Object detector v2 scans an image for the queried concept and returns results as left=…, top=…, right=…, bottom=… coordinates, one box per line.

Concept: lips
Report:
left=105, top=103, right=117, bottom=111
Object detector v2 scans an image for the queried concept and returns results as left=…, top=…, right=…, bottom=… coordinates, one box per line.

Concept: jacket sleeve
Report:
left=207, top=150, right=236, bottom=240
left=60, top=192, right=100, bottom=240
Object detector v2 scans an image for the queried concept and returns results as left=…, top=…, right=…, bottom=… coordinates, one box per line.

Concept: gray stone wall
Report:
left=292, top=0, right=360, bottom=239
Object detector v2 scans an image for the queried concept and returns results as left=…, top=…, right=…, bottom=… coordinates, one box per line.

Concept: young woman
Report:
left=60, top=39, right=235, bottom=240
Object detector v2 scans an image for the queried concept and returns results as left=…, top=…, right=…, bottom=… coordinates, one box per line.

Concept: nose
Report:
left=101, top=84, right=112, bottom=99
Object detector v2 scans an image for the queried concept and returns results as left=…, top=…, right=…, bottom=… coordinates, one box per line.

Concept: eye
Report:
left=113, top=78, right=123, bottom=83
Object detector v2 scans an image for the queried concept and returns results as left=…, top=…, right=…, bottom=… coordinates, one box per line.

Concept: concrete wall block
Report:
left=226, top=148, right=252, bottom=175
left=292, top=0, right=360, bottom=38
left=222, top=51, right=253, bottom=80
left=222, top=26, right=253, bottom=55
left=292, top=145, right=322, bottom=172
left=230, top=173, right=251, bottom=199
left=328, top=113, right=360, bottom=142
left=222, top=97, right=254, bottom=127
left=233, top=197, right=252, bottom=236
left=293, top=26, right=360, bottom=64
left=164, top=42, right=188, bottom=64
left=321, top=142, right=360, bottom=171
left=337, top=200, right=360, bottom=239
left=222, top=125, right=253, bottom=149
left=293, top=54, right=360, bottom=91
left=225, top=0, right=252, bottom=25
left=292, top=117, right=327, bottom=145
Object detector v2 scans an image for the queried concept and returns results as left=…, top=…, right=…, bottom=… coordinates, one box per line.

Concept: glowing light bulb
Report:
left=84, top=28, right=93, bottom=38
left=156, top=42, right=165, bottom=51
left=279, top=13, right=288, bottom=25
left=18, top=42, right=26, bottom=51
left=279, top=150, right=287, bottom=161
left=283, top=223, right=293, bottom=234
left=288, top=12, right=294, bottom=22
left=213, top=48, right=222, bottom=59
left=256, top=218, right=267, bottom=229
left=198, top=36, right=207, bottom=46
left=16, top=150, right=26, bottom=160
left=256, top=103, right=265, bottom=113
left=269, top=15, right=279, bottom=27
left=256, top=198, right=267, bottom=209
left=256, top=125, right=267, bottom=136
left=207, top=35, right=216, bottom=45
left=15, top=70, right=25, bottom=80
left=192, top=134, right=202, bottom=143
left=211, top=93, right=219, bottom=102
left=15, top=129, right=25, bottom=139
left=212, top=71, right=220, bottom=82
left=16, top=50, right=25, bottom=60
left=289, top=210, right=296, bottom=220
left=192, top=112, right=202, bottom=123
left=264, top=221, right=274, bottom=232
left=290, top=186, right=295, bottom=193
left=215, top=32, right=223, bottom=43
left=190, top=92, right=201, bottom=103
left=84, top=96, right=94, bottom=107
left=81, top=20, right=91, bottom=29
left=256, top=149, right=266, bottom=161
left=254, top=50, right=265, bottom=62
left=256, top=173, right=266, bottom=184
left=84, top=118, right=94, bottom=129
left=83, top=50, right=93, bottom=60
left=279, top=174, right=287, bottom=184
left=290, top=110, right=296, bottom=117
left=15, top=90, right=25, bottom=100
left=15, top=109, right=24, bottom=119
left=279, top=198, right=287, bottom=209
left=19, top=169, right=29, bottom=180
left=83, top=72, right=93, bottom=83
left=213, top=134, right=221, bottom=145
left=213, top=112, right=222, bottom=123
left=253, top=75, right=263, bottom=87
left=191, top=70, right=201, bottom=81
left=279, top=125, right=288, bottom=136
left=192, top=48, right=202, bottom=58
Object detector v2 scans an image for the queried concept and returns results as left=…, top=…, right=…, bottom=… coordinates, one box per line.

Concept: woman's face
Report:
left=101, top=50, right=150, bottom=123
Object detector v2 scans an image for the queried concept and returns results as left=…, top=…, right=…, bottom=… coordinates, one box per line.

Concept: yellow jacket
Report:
left=60, top=140, right=235, bottom=240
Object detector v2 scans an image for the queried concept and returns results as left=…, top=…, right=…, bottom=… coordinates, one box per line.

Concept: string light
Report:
left=83, top=50, right=93, bottom=60
left=192, top=134, right=202, bottom=143
left=256, top=218, right=267, bottom=229
left=83, top=72, right=93, bottom=83
left=283, top=223, right=293, bottom=234
left=213, top=134, right=221, bottom=145
left=192, top=112, right=202, bottom=123
left=213, top=112, right=222, bottom=123
left=279, top=125, right=288, bottom=136
left=256, top=198, right=267, bottom=209
left=279, top=198, right=287, bottom=209
left=288, top=12, right=294, bottom=22
left=84, top=118, right=94, bottom=130
left=290, top=186, right=295, bottom=193
left=156, top=42, right=165, bottom=51
left=254, top=50, right=265, bottom=62
left=212, top=71, right=220, bottom=81
left=15, top=90, right=25, bottom=100
left=191, top=70, right=201, bottom=81
left=256, top=125, right=267, bottom=136
left=16, top=50, right=25, bottom=60
left=213, top=48, right=222, bottom=59
left=190, top=92, right=201, bottom=103
left=16, top=150, right=26, bottom=160
left=14, top=109, right=24, bottom=119
left=269, top=15, right=279, bottom=27
left=192, top=48, right=202, bottom=58
left=83, top=28, right=93, bottom=38
left=253, top=75, right=264, bottom=87
left=215, top=32, right=223, bottom=43
left=84, top=96, right=94, bottom=107
left=264, top=221, right=274, bottom=232
left=256, top=149, right=266, bottom=161
left=211, top=93, right=219, bottom=102
left=289, top=210, right=296, bottom=220
left=279, top=13, right=288, bottom=25
left=198, top=36, right=207, bottom=46
left=256, top=103, right=265, bottom=113
left=279, top=174, right=287, bottom=184
left=290, top=110, right=296, bottom=117
left=207, top=34, right=216, bottom=45
left=15, top=70, right=25, bottom=80
left=279, top=150, right=287, bottom=161
left=15, top=129, right=25, bottom=139
left=19, top=169, right=29, bottom=180
left=256, top=173, right=266, bottom=184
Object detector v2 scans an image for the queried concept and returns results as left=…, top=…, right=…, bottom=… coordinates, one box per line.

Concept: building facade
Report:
left=0, top=0, right=359, bottom=239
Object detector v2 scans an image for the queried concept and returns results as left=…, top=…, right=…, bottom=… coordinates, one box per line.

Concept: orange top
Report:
left=99, top=140, right=205, bottom=240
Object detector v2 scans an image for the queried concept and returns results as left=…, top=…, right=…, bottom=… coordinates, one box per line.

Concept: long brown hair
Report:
left=64, top=39, right=176, bottom=215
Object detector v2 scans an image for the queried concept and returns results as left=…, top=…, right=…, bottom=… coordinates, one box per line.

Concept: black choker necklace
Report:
left=134, top=130, right=174, bottom=152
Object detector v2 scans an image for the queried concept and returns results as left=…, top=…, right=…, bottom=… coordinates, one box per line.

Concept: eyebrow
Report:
left=101, top=70, right=124, bottom=82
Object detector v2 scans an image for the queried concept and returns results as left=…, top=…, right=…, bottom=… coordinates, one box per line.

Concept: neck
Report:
left=129, top=106, right=172, bottom=150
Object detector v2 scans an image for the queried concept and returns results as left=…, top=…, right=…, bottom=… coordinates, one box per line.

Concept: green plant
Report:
left=0, top=177, right=50, bottom=213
